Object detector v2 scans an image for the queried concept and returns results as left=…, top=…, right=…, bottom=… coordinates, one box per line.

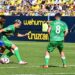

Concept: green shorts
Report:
left=1, top=35, right=13, bottom=49
left=47, top=41, right=64, bottom=52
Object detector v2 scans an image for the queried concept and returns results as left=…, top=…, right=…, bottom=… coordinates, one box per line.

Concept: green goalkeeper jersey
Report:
left=49, top=20, right=68, bottom=41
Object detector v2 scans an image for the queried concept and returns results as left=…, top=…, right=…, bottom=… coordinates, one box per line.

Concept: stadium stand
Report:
left=0, top=0, right=75, bottom=16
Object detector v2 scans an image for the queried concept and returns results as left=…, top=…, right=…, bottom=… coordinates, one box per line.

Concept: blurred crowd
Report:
left=0, top=0, right=75, bottom=16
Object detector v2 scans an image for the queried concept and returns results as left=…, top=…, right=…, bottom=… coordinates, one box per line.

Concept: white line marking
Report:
left=13, top=42, right=75, bottom=47
left=12, top=73, right=75, bottom=75
left=0, top=65, right=75, bottom=69
left=13, top=74, right=37, bottom=75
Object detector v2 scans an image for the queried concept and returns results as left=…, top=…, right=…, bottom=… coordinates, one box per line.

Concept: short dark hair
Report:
left=14, top=19, right=22, bottom=24
left=55, top=13, right=62, bottom=18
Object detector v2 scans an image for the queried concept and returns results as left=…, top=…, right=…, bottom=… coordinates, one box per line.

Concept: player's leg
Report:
left=0, top=41, right=6, bottom=57
left=5, top=49, right=14, bottom=58
left=4, top=44, right=27, bottom=64
left=11, top=44, right=22, bottom=62
left=1, top=36, right=14, bottom=58
left=60, top=51, right=67, bottom=68
left=44, top=51, right=50, bottom=68
left=11, top=44, right=27, bottom=64
left=43, top=42, right=55, bottom=68
left=1, top=36, right=27, bottom=64
left=0, top=47, right=5, bottom=57
left=57, top=41, right=67, bottom=68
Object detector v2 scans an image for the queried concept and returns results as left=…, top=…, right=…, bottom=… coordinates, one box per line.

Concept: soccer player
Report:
left=0, top=19, right=28, bottom=64
left=43, top=13, right=68, bottom=68
left=0, top=16, right=6, bottom=57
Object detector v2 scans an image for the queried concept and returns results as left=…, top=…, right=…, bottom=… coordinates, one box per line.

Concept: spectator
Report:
left=0, top=0, right=74, bottom=16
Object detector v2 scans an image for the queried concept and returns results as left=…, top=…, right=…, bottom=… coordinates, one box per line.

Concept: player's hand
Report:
left=0, top=30, right=2, bottom=33
left=24, top=33, right=29, bottom=36
left=0, top=29, right=5, bottom=33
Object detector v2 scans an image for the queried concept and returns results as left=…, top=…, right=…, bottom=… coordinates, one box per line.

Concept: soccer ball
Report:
left=0, top=57, right=10, bottom=64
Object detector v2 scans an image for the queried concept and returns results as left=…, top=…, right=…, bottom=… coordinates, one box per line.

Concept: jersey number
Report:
left=56, top=25, right=61, bottom=34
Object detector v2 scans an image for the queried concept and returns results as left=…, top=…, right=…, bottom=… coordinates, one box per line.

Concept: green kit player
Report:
left=0, top=19, right=28, bottom=64
left=43, top=13, right=68, bottom=68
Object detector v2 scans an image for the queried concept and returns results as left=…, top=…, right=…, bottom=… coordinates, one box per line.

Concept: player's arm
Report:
left=64, top=29, right=68, bottom=36
left=48, top=26, right=51, bottom=34
left=0, top=29, right=5, bottom=33
left=17, top=33, right=29, bottom=37
left=64, top=23, right=68, bottom=36
left=0, top=26, right=11, bottom=33
left=47, top=21, right=52, bottom=34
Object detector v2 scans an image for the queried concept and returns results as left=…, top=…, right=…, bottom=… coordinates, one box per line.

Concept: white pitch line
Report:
left=12, top=73, right=75, bottom=75
left=0, top=65, right=75, bottom=69
left=43, top=73, right=75, bottom=75
left=13, top=42, right=75, bottom=47
left=13, top=74, right=37, bottom=75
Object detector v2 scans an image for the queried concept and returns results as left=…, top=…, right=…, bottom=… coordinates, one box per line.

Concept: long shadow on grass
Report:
left=48, top=65, right=60, bottom=67
left=41, top=65, right=60, bottom=68
left=8, top=61, right=17, bottom=64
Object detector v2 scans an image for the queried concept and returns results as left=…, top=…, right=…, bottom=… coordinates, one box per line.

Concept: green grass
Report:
left=0, top=41, right=75, bottom=75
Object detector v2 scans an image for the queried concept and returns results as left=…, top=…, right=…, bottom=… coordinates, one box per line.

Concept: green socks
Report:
left=45, top=55, right=50, bottom=66
left=6, top=52, right=13, bottom=58
left=2, top=52, right=13, bottom=58
left=14, top=47, right=22, bottom=62
left=1, top=47, right=22, bottom=62
left=45, top=56, right=66, bottom=66
left=0, top=53, right=3, bottom=57
left=61, top=57, right=67, bottom=65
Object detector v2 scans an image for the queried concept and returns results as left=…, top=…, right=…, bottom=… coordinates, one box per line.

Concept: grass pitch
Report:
left=0, top=41, right=75, bottom=75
